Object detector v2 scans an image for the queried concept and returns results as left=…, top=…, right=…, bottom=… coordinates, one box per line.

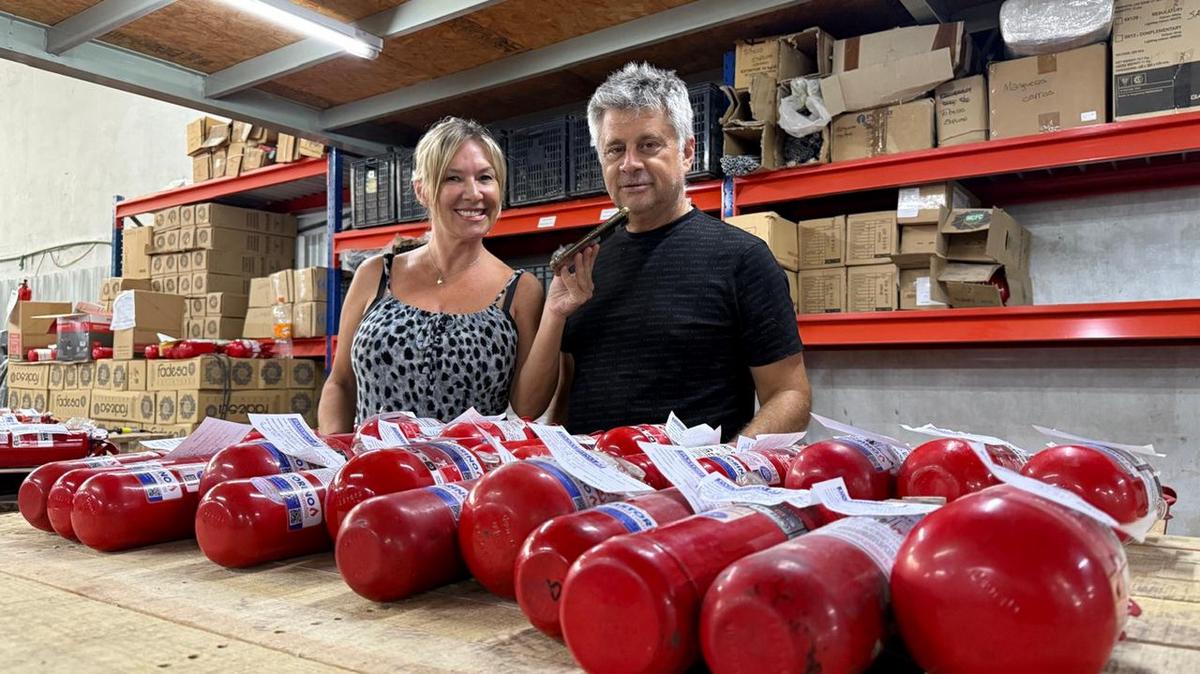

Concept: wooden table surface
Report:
left=0, top=513, right=1196, bottom=673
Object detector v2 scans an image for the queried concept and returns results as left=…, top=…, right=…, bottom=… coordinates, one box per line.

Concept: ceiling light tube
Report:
left=214, top=0, right=383, bottom=58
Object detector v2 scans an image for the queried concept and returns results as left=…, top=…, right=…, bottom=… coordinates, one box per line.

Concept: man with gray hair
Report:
left=540, top=62, right=812, bottom=440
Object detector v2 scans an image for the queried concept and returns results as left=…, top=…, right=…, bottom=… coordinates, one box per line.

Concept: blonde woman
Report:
left=318, top=117, right=594, bottom=431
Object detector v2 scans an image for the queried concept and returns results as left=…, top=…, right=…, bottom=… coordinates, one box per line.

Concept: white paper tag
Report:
left=161, top=418, right=251, bottom=461
left=531, top=424, right=652, bottom=494
left=357, top=434, right=388, bottom=451
left=640, top=441, right=720, bottom=512
left=902, top=423, right=1030, bottom=463
left=810, top=515, right=918, bottom=577
left=378, top=420, right=410, bottom=445
left=664, top=412, right=689, bottom=445
left=141, top=438, right=186, bottom=451
left=110, top=291, right=136, bottom=330
left=897, top=187, right=922, bottom=218
left=594, top=501, right=659, bottom=533
left=734, top=432, right=807, bottom=454
left=537, top=216, right=557, bottom=229
left=696, top=472, right=813, bottom=507
left=1032, top=426, right=1162, bottom=457
left=812, top=477, right=941, bottom=516
left=249, top=413, right=346, bottom=468
left=476, top=429, right=521, bottom=465
left=599, top=207, right=621, bottom=220
left=495, top=419, right=530, bottom=442
left=1081, top=110, right=1098, bottom=122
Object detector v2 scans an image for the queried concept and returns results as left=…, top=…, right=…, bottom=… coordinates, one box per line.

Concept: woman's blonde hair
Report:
left=411, top=117, right=506, bottom=209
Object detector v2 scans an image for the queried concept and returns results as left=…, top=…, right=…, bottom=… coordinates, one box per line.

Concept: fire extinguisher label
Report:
left=263, top=443, right=314, bottom=474
left=428, top=442, right=485, bottom=481
left=735, top=451, right=780, bottom=485
left=528, top=459, right=613, bottom=512
left=810, top=516, right=919, bottom=578
left=428, top=483, right=472, bottom=523
left=495, top=419, right=530, bottom=442
left=133, top=467, right=185, bottom=502
left=404, top=446, right=454, bottom=485
left=378, top=420, right=411, bottom=445
left=1083, top=443, right=1167, bottom=522
left=744, top=503, right=810, bottom=539
left=83, top=456, right=122, bottom=468
left=697, top=504, right=757, bottom=524
left=254, top=472, right=325, bottom=531
left=837, top=436, right=905, bottom=473
left=594, top=502, right=659, bottom=533
left=706, top=456, right=749, bottom=483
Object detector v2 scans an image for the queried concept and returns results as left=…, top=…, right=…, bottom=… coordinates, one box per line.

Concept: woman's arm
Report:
left=317, top=255, right=385, bottom=433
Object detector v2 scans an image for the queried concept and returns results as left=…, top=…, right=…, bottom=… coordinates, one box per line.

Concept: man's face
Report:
left=597, top=107, right=695, bottom=219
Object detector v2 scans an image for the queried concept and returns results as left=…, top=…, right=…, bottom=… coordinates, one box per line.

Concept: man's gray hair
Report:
left=587, top=62, right=692, bottom=151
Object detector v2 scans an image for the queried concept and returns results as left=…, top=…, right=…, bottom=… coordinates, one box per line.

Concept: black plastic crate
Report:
left=350, top=154, right=398, bottom=229
left=688, top=82, right=728, bottom=180
left=508, top=117, right=569, bottom=207
left=485, top=126, right=509, bottom=208
left=568, top=115, right=606, bottom=197
left=394, top=148, right=427, bottom=223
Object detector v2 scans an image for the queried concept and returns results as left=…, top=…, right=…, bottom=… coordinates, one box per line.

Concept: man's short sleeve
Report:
left=734, top=241, right=803, bottom=367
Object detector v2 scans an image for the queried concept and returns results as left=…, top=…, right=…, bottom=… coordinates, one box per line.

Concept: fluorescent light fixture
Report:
left=215, top=0, right=383, bottom=58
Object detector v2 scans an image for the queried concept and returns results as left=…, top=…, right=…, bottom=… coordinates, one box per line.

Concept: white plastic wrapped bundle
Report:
left=1000, top=0, right=1114, bottom=57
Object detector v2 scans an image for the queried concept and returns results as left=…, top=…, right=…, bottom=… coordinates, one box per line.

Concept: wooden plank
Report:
left=0, top=0, right=101, bottom=26
left=1105, top=641, right=1200, bottom=673
left=1123, top=597, right=1200, bottom=650
left=0, top=574, right=353, bottom=672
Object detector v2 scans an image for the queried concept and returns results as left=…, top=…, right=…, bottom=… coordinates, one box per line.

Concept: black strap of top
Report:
left=500, top=270, right=524, bottom=314
left=374, top=253, right=395, bottom=303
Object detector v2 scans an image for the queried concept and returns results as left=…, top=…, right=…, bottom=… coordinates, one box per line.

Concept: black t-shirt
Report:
left=562, top=207, right=802, bottom=440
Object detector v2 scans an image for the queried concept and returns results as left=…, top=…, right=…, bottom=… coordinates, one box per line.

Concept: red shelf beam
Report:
left=334, top=180, right=723, bottom=254
left=292, top=337, right=328, bottom=358
left=736, top=111, right=1200, bottom=207
left=796, top=300, right=1200, bottom=348
left=115, top=158, right=327, bottom=219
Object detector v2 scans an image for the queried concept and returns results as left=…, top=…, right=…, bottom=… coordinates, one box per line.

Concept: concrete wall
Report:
left=805, top=186, right=1200, bottom=535
left=0, top=59, right=199, bottom=287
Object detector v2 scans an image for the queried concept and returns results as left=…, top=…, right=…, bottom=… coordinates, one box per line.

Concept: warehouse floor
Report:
left=1, top=513, right=1197, bottom=672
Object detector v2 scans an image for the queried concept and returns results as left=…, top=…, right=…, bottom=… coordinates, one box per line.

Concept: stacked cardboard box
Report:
left=244, top=267, right=333, bottom=339
left=6, top=301, right=72, bottom=361
left=931, top=208, right=1033, bottom=308
left=796, top=216, right=847, bottom=314
left=890, top=182, right=981, bottom=310
left=187, top=116, right=327, bottom=184
left=723, top=212, right=804, bottom=312
left=110, top=290, right=186, bottom=359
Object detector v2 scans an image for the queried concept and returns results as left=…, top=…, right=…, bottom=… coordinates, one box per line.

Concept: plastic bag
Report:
left=778, top=77, right=831, bottom=140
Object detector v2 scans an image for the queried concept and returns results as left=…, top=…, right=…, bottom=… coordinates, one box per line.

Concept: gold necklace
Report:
left=427, top=248, right=483, bottom=285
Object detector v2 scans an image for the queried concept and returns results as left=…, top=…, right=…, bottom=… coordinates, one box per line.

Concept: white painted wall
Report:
left=0, top=59, right=200, bottom=294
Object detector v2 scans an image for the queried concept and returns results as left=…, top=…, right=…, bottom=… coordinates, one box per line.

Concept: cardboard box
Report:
left=286, top=389, right=319, bottom=427
left=194, top=226, right=267, bottom=253
left=77, top=361, right=95, bottom=389
left=155, top=391, right=177, bottom=425
left=244, top=146, right=268, bottom=171
left=180, top=205, right=195, bottom=227
left=1113, top=0, right=1200, bottom=120
left=149, top=278, right=165, bottom=293
left=126, top=360, right=148, bottom=391
left=294, top=268, right=330, bottom=303
left=797, top=216, right=846, bottom=269
left=186, top=297, right=206, bottom=317
left=268, top=269, right=295, bottom=303
left=988, top=43, right=1108, bottom=140
left=186, top=116, right=223, bottom=156
left=62, top=363, right=79, bottom=390
left=180, top=225, right=196, bottom=251
left=206, top=293, right=248, bottom=317
left=294, top=302, right=326, bottom=339
left=148, top=355, right=232, bottom=390
left=893, top=223, right=948, bottom=271
left=243, top=307, right=276, bottom=339
left=121, top=226, right=155, bottom=280
left=162, top=275, right=179, bottom=295
left=796, top=267, right=847, bottom=314
left=932, top=257, right=1033, bottom=308
left=896, top=181, right=980, bottom=225
left=176, top=389, right=284, bottom=425
left=822, top=23, right=966, bottom=115
left=163, top=252, right=179, bottom=275
left=105, top=360, right=146, bottom=391
left=786, top=271, right=799, bottom=312
left=7, top=301, right=71, bottom=359
left=277, top=134, right=299, bottom=163
left=50, top=390, right=91, bottom=420
left=91, top=391, right=133, bottom=422
left=228, top=358, right=260, bottom=390
left=721, top=77, right=790, bottom=172
left=734, top=32, right=820, bottom=89
left=162, top=207, right=183, bottom=231
left=297, top=138, right=325, bottom=159
left=100, top=277, right=153, bottom=302
left=177, top=251, right=192, bottom=274
left=941, top=208, right=1028, bottom=268
left=194, top=203, right=273, bottom=232
left=95, top=360, right=114, bottom=390
left=211, top=148, right=228, bottom=178
left=845, top=212, right=898, bottom=266
left=724, top=212, right=800, bottom=270
left=188, top=250, right=260, bottom=277
left=8, top=363, right=53, bottom=389
left=110, top=290, right=184, bottom=359
left=21, top=388, right=50, bottom=413
left=191, top=272, right=252, bottom=296
left=935, top=75, right=988, bottom=147
left=192, top=151, right=212, bottom=183
left=899, top=266, right=949, bottom=310
left=847, top=263, right=899, bottom=312
left=225, top=142, right=245, bottom=178
left=46, top=362, right=67, bottom=390
left=831, top=98, right=936, bottom=162
left=184, top=318, right=206, bottom=340
left=203, top=317, right=244, bottom=340
left=165, top=228, right=183, bottom=252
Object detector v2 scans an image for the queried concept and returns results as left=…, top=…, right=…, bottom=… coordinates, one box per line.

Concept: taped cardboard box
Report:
left=822, top=23, right=967, bottom=115
left=180, top=225, right=196, bottom=251
left=91, top=391, right=134, bottom=422
left=932, top=256, right=1033, bottom=308
left=899, top=266, right=950, bottom=311
left=9, top=388, right=49, bottom=412
left=243, top=307, right=275, bottom=339
left=269, top=269, right=296, bottom=303
left=845, top=212, right=898, bottom=266
left=847, top=263, right=899, bottom=312
left=192, top=151, right=212, bottom=183
left=294, top=302, right=326, bottom=338
left=194, top=203, right=273, bottom=232
left=186, top=297, right=206, bottom=317
left=46, top=363, right=67, bottom=390
left=176, top=389, right=284, bottom=425
left=988, top=43, right=1108, bottom=140
left=797, top=216, right=846, bottom=269
left=185, top=319, right=206, bottom=340
left=159, top=207, right=182, bottom=231
left=94, top=360, right=114, bottom=390
left=935, top=76, right=989, bottom=147
left=257, top=358, right=320, bottom=389
left=266, top=234, right=296, bottom=259
left=162, top=275, right=179, bottom=296
left=797, top=267, right=847, bottom=314
left=7, top=301, right=71, bottom=359
left=227, top=358, right=260, bottom=390
left=294, top=267, right=331, bottom=303
left=8, top=363, right=53, bottom=389
left=121, top=227, right=155, bottom=280
left=194, top=226, right=267, bottom=253
left=180, top=205, right=195, bottom=227
left=179, top=273, right=199, bottom=298
left=225, top=142, right=245, bottom=178
left=204, top=317, right=244, bottom=340
left=831, top=98, right=936, bottom=163
left=110, top=360, right=147, bottom=392
left=190, top=250, right=261, bottom=277
left=186, top=116, right=224, bottom=156
left=734, top=30, right=824, bottom=89
left=177, top=251, right=193, bottom=274
left=941, top=208, right=1029, bottom=268
left=148, top=355, right=232, bottom=391
left=206, top=293, right=248, bottom=317
left=191, top=272, right=252, bottom=296
left=724, top=212, right=800, bottom=270
left=50, top=390, right=91, bottom=420
left=62, top=363, right=79, bottom=390
left=896, top=182, right=980, bottom=225
left=297, top=138, right=325, bottom=159
left=155, top=391, right=177, bottom=425
left=100, top=277, right=153, bottom=302
left=1113, top=0, right=1200, bottom=120
left=211, top=148, right=228, bottom=178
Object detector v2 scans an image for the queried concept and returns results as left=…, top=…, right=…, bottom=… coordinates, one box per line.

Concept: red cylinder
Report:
left=198, top=438, right=349, bottom=497
left=786, top=437, right=898, bottom=499
left=0, top=428, right=93, bottom=468
left=896, top=437, right=1025, bottom=502
left=595, top=424, right=671, bottom=457
left=892, top=485, right=1129, bottom=674
left=324, top=441, right=489, bottom=538
left=441, top=419, right=535, bottom=445
left=1020, top=444, right=1153, bottom=526
left=696, top=449, right=794, bottom=486
left=560, top=502, right=823, bottom=674
left=700, top=516, right=910, bottom=674
left=19, top=451, right=163, bottom=531
left=354, top=412, right=432, bottom=448
left=48, top=459, right=184, bottom=539
left=616, top=453, right=672, bottom=490
left=459, top=458, right=624, bottom=598
left=71, top=462, right=208, bottom=551
left=516, top=489, right=694, bottom=639
left=336, top=479, right=479, bottom=602
left=196, top=468, right=336, bottom=567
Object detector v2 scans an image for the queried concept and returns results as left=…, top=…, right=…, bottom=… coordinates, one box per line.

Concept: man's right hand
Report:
left=545, top=244, right=598, bottom=319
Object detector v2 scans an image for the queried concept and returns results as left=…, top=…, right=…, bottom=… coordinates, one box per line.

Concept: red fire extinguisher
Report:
left=19, top=450, right=165, bottom=532
left=70, top=462, right=209, bottom=551
left=594, top=424, right=672, bottom=457
left=336, top=479, right=479, bottom=602
left=896, top=437, right=1026, bottom=503
left=17, top=279, right=32, bottom=301
left=196, top=468, right=337, bottom=567
left=198, top=436, right=351, bottom=497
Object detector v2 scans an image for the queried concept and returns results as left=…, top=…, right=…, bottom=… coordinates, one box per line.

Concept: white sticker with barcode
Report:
left=1081, top=110, right=1098, bottom=122
left=531, top=424, right=652, bottom=494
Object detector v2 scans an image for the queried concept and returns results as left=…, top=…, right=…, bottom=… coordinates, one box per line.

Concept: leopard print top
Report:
left=351, top=253, right=522, bottom=423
